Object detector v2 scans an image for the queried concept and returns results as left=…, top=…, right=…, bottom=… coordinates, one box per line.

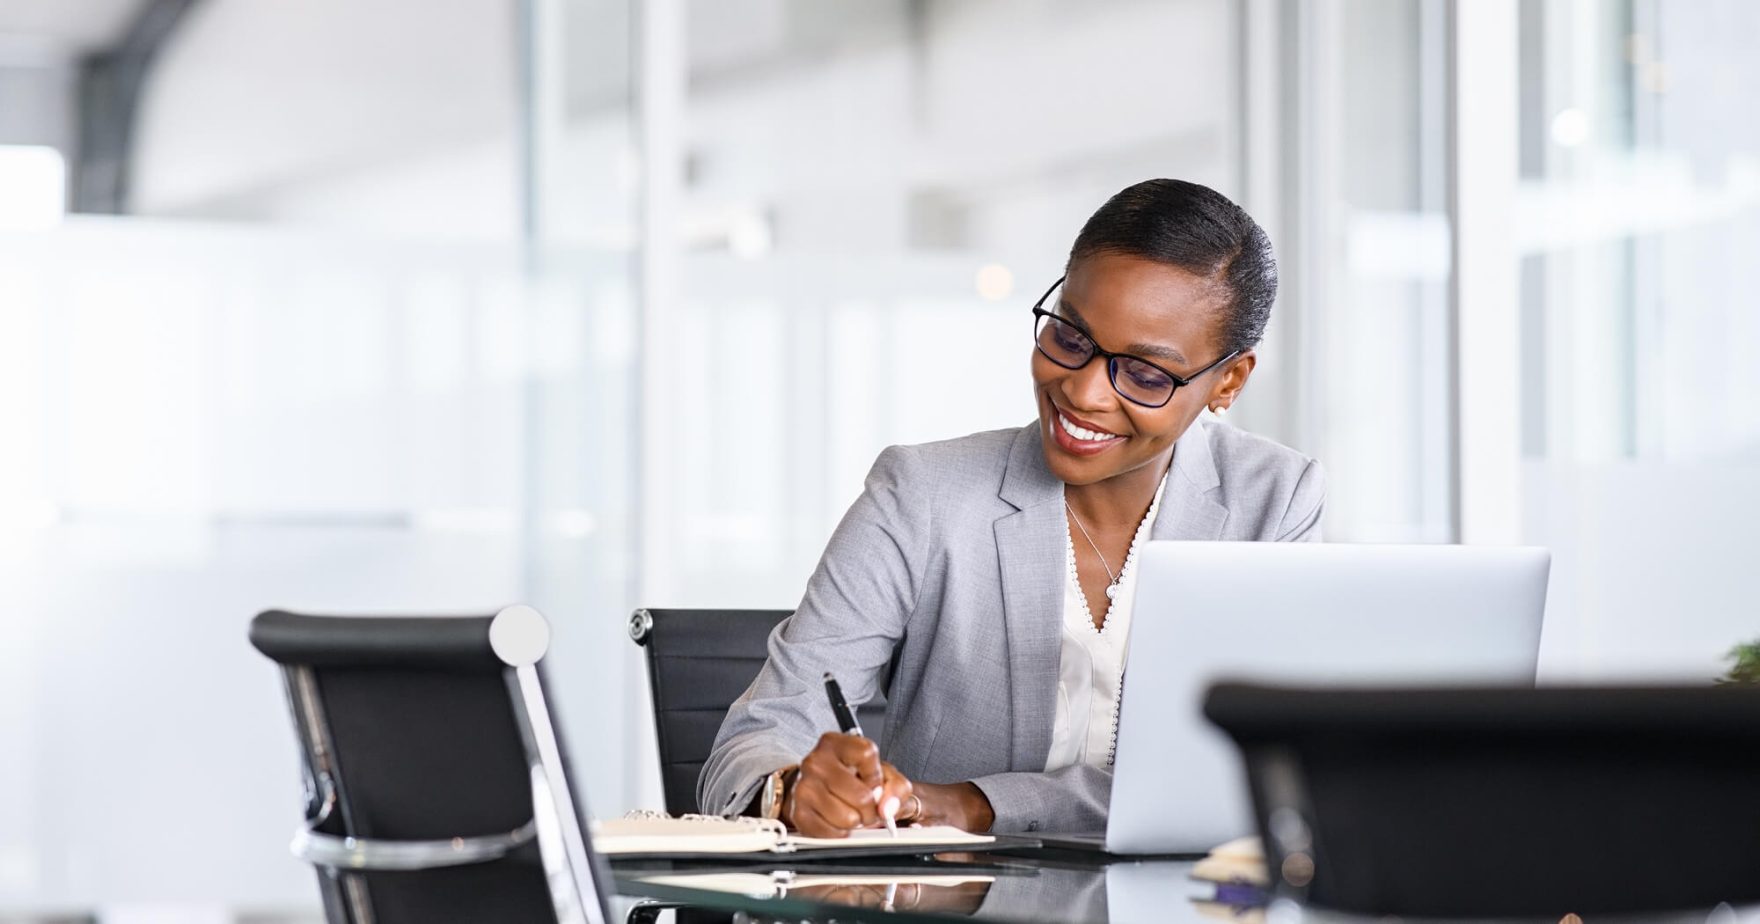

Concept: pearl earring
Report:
left=1211, top=404, right=1228, bottom=417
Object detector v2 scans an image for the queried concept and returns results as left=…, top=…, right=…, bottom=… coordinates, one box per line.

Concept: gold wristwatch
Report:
left=758, top=765, right=798, bottom=820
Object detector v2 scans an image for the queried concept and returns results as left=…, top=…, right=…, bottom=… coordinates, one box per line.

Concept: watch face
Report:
left=763, top=771, right=783, bottom=819
left=761, top=765, right=797, bottom=820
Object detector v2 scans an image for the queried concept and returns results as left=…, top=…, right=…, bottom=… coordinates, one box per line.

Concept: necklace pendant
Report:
left=1105, top=583, right=1119, bottom=601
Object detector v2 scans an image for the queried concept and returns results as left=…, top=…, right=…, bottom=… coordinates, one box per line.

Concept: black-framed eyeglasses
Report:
left=1031, top=275, right=1239, bottom=409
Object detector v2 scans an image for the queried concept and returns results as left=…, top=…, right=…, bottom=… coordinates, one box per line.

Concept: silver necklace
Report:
left=1064, top=502, right=1123, bottom=600
left=1064, top=478, right=1168, bottom=766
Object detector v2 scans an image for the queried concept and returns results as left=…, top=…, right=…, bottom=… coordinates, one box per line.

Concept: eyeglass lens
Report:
left=1034, top=314, right=1177, bottom=406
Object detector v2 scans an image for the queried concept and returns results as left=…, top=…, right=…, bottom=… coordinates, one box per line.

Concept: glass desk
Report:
left=609, top=850, right=1748, bottom=924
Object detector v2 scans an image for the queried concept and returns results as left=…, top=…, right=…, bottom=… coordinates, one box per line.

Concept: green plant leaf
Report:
left=1718, top=640, right=1760, bottom=685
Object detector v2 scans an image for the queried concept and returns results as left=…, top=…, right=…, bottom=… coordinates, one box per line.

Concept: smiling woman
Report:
left=700, top=179, right=1326, bottom=838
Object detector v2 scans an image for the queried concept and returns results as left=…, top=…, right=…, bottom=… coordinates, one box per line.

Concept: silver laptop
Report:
left=1054, top=541, right=1549, bottom=855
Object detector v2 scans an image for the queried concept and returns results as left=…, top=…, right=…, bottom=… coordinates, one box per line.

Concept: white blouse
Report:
left=1044, top=474, right=1169, bottom=772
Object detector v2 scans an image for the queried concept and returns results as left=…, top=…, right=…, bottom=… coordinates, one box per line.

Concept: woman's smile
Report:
left=1030, top=252, right=1242, bottom=487
left=1046, top=400, right=1127, bottom=456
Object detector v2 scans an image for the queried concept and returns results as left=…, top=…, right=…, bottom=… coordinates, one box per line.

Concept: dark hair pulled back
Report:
left=1067, top=178, right=1277, bottom=355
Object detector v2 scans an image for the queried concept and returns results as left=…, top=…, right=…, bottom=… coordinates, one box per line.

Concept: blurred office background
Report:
left=0, top=0, right=1755, bottom=918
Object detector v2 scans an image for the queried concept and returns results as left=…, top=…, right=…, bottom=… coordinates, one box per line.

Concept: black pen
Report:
left=822, top=671, right=897, bottom=837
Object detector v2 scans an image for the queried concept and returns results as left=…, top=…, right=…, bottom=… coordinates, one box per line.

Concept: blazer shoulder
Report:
left=872, top=426, right=1021, bottom=491
left=1204, top=420, right=1326, bottom=539
left=864, top=426, right=1025, bottom=537
left=1205, top=420, right=1317, bottom=477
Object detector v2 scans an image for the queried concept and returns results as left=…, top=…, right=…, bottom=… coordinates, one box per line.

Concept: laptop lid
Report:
left=1103, top=542, right=1549, bottom=855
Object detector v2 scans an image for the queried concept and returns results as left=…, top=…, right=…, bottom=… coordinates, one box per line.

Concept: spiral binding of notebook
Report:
left=592, top=810, right=997, bottom=858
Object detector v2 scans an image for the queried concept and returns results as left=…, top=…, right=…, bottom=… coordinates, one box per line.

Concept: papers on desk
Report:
left=592, top=812, right=995, bottom=858
left=1189, top=836, right=1269, bottom=887
left=1188, top=836, right=1269, bottom=921
left=786, top=826, right=994, bottom=851
left=637, top=870, right=995, bottom=900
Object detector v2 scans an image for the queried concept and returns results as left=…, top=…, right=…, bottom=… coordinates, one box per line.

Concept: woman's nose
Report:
left=1064, top=356, right=1116, bottom=410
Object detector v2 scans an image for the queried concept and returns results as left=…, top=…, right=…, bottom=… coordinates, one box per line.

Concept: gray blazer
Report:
left=699, top=417, right=1325, bottom=833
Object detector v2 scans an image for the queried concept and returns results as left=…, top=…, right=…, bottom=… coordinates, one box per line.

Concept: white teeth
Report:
left=1058, top=411, right=1120, bottom=443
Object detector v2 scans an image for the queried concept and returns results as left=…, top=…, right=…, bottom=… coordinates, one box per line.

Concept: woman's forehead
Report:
left=1061, top=254, right=1226, bottom=360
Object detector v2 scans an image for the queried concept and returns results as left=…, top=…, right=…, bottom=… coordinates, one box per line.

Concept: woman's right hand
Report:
left=783, top=732, right=913, bottom=838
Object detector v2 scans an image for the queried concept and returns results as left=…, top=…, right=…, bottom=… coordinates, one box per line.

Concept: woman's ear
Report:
left=1206, top=351, right=1255, bottom=414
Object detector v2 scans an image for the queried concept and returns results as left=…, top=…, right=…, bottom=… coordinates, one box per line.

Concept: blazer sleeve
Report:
left=1274, top=458, right=1326, bottom=542
left=698, top=444, right=931, bottom=816
left=971, top=764, right=1112, bottom=833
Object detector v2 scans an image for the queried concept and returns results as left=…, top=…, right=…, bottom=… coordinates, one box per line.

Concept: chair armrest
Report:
left=291, top=819, right=537, bottom=871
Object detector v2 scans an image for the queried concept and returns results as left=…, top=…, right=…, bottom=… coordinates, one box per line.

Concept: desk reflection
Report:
left=620, top=855, right=1751, bottom=924
left=625, top=857, right=1224, bottom=924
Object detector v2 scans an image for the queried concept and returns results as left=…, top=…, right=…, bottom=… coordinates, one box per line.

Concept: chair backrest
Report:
left=1206, top=682, right=1760, bottom=917
left=629, top=608, right=887, bottom=816
left=250, top=606, right=612, bottom=924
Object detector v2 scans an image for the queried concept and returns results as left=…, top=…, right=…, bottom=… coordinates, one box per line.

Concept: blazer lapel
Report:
left=994, top=424, right=1065, bottom=771
left=1152, top=416, right=1229, bottom=541
left=990, top=419, right=1226, bottom=773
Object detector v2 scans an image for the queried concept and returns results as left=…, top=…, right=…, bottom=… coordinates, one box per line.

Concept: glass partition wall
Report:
left=0, top=0, right=641, bottom=915
left=521, top=0, right=645, bottom=828
left=645, top=0, right=1247, bottom=609
left=1515, top=0, right=1760, bottom=679
left=1250, top=0, right=1455, bottom=543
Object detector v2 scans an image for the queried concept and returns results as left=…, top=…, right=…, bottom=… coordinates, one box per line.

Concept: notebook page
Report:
left=782, top=825, right=995, bottom=851
left=638, top=872, right=995, bottom=897
left=592, top=815, right=784, bottom=855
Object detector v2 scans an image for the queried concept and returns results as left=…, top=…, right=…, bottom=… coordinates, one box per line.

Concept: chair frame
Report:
left=628, top=607, right=795, bottom=816
left=630, top=607, right=893, bottom=817
left=263, top=605, right=609, bottom=924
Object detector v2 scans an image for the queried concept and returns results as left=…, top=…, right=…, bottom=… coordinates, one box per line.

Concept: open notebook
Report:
left=593, top=813, right=996, bottom=858
left=637, top=870, right=995, bottom=900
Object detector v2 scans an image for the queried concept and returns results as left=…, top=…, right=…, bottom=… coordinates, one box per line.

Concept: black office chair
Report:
left=1206, top=681, right=1760, bottom=917
left=250, top=606, right=613, bottom=924
left=628, top=608, right=887, bottom=815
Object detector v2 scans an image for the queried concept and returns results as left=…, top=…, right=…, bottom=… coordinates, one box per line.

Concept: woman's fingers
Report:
left=878, top=762, right=914, bottom=825
left=820, top=731, right=885, bottom=785
left=786, top=732, right=895, bottom=836
left=800, top=740, right=882, bottom=824
left=783, top=734, right=927, bottom=837
left=807, top=751, right=884, bottom=812
left=787, top=780, right=854, bottom=833
left=789, top=798, right=849, bottom=839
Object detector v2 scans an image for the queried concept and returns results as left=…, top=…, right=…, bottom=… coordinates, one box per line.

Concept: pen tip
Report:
left=822, top=671, right=834, bottom=681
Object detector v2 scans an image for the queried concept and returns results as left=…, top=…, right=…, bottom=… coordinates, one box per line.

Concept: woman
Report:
left=699, top=179, right=1324, bottom=837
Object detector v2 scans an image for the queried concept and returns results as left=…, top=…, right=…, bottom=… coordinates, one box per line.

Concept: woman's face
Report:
left=1031, top=251, right=1253, bottom=488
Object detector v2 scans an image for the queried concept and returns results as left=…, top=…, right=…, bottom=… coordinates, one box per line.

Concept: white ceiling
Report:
left=0, top=0, right=148, bottom=55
